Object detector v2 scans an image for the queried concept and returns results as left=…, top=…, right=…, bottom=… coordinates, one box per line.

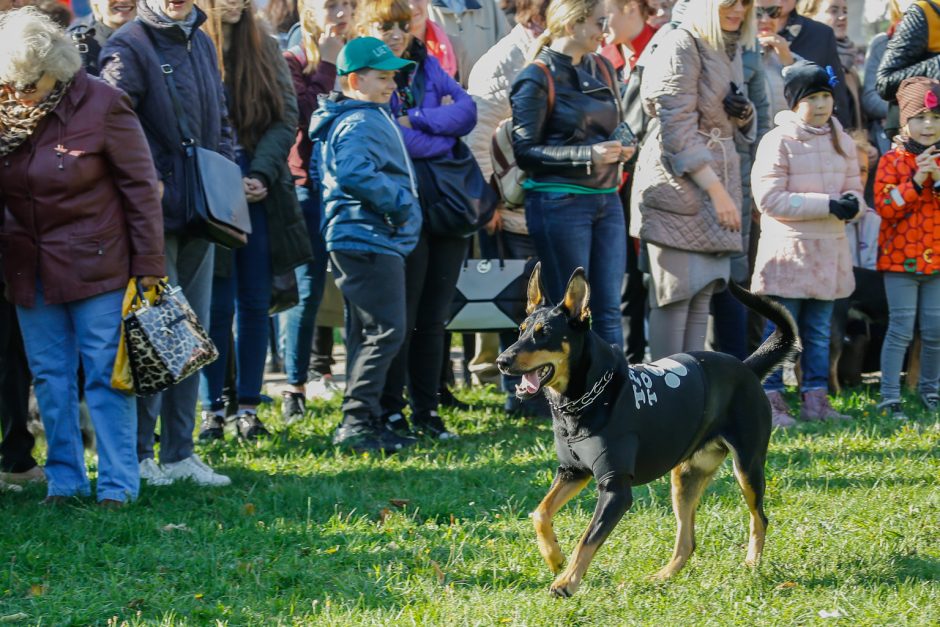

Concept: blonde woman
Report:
left=631, top=0, right=756, bottom=359
left=510, top=0, right=631, bottom=348
left=280, top=0, right=350, bottom=423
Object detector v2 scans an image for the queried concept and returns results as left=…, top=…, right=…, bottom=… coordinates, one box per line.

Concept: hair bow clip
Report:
left=926, top=90, right=939, bottom=110
left=825, top=66, right=839, bottom=89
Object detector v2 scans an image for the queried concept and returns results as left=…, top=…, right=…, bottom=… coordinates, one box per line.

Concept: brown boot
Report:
left=800, top=388, right=850, bottom=421
left=766, top=390, right=796, bottom=428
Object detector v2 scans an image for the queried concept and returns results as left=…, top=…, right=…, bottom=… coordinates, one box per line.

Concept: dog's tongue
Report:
left=521, top=372, right=541, bottom=394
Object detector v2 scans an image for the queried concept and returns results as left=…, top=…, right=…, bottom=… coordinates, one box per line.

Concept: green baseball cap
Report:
left=336, top=37, right=415, bottom=76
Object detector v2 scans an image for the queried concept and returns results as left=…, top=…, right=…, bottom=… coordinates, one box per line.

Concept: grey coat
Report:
left=631, top=27, right=749, bottom=255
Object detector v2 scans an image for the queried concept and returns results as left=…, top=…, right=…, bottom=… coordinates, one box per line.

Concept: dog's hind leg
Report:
left=652, top=439, right=728, bottom=581
left=550, top=477, right=633, bottom=597
left=533, top=468, right=591, bottom=575
left=727, top=442, right=769, bottom=567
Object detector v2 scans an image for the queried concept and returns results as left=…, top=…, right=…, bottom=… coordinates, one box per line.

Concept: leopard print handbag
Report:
left=124, top=283, right=219, bottom=396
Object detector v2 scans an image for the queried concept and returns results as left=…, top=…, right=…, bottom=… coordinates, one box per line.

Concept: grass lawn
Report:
left=0, top=385, right=937, bottom=625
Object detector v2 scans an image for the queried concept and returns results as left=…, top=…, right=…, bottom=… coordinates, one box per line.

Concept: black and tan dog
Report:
left=496, top=264, right=799, bottom=597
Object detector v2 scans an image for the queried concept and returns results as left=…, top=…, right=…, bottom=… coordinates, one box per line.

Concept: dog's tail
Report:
left=729, top=281, right=801, bottom=382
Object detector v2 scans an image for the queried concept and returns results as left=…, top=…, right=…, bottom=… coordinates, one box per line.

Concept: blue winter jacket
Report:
left=99, top=3, right=235, bottom=234
left=309, top=95, right=421, bottom=258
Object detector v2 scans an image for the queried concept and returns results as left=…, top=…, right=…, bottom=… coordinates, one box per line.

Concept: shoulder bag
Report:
left=142, top=25, right=251, bottom=249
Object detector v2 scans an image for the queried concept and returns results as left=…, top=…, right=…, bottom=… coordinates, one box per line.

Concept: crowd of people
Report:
left=0, top=0, right=937, bottom=505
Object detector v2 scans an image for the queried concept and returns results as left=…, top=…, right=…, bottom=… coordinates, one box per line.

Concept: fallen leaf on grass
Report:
left=126, top=598, right=145, bottom=610
left=29, top=584, right=45, bottom=597
left=194, top=593, right=204, bottom=600
left=243, top=503, right=256, bottom=515
left=324, top=546, right=340, bottom=555
left=0, top=613, right=29, bottom=622
left=378, top=508, right=392, bottom=525
left=775, top=581, right=798, bottom=590
left=818, top=609, right=845, bottom=619
left=161, top=523, right=190, bottom=533
left=389, top=499, right=410, bottom=508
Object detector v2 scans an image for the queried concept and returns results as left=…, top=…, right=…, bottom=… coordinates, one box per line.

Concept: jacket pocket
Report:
left=70, top=223, right=129, bottom=283
left=635, top=142, right=704, bottom=217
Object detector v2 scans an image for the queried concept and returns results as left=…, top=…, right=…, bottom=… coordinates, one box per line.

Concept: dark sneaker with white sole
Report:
left=236, top=411, right=271, bottom=440
left=333, top=418, right=416, bottom=454
left=382, top=411, right=412, bottom=437
left=412, top=411, right=457, bottom=440
left=198, top=411, right=226, bottom=441
left=920, top=392, right=939, bottom=413
left=282, top=392, right=307, bottom=425
left=876, top=399, right=908, bottom=421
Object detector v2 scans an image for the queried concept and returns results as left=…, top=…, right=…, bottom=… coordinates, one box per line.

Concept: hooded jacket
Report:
left=99, top=3, right=235, bottom=233
left=310, top=95, right=421, bottom=258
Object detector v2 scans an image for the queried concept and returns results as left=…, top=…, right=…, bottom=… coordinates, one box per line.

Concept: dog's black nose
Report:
left=496, top=352, right=512, bottom=372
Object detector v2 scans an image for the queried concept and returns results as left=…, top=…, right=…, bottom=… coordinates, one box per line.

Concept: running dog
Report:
left=496, top=264, right=799, bottom=597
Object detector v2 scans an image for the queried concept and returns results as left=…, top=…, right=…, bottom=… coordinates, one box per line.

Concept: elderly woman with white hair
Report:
left=0, top=8, right=165, bottom=505
left=631, top=0, right=756, bottom=359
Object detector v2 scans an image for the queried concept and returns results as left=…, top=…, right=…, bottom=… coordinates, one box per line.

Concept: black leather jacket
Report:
left=876, top=3, right=940, bottom=101
left=510, top=49, right=621, bottom=189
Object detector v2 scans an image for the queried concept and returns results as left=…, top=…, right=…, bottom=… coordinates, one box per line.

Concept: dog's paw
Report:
left=545, top=551, right=565, bottom=574
left=549, top=573, right=580, bottom=598
left=649, top=562, right=683, bottom=582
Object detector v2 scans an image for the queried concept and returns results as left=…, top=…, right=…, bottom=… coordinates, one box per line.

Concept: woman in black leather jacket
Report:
left=510, top=0, right=633, bottom=347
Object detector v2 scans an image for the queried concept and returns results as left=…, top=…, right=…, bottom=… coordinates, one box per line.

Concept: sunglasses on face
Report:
left=379, top=19, right=410, bottom=33
left=756, top=5, right=782, bottom=19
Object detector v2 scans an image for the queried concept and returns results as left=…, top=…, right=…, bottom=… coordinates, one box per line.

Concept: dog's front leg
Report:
left=550, top=477, right=633, bottom=598
left=532, top=468, right=591, bottom=574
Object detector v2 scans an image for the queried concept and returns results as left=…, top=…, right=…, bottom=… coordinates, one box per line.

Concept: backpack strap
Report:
left=532, top=59, right=555, bottom=117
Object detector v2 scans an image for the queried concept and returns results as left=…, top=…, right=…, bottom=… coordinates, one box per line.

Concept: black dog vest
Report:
left=553, top=341, right=707, bottom=486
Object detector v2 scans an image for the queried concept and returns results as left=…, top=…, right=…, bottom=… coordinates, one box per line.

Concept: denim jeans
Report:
left=762, top=297, right=834, bottom=393
left=524, top=190, right=627, bottom=347
left=282, top=184, right=329, bottom=386
left=199, top=203, right=272, bottom=409
left=17, top=285, right=138, bottom=502
left=137, top=234, right=214, bottom=464
left=880, top=272, right=940, bottom=401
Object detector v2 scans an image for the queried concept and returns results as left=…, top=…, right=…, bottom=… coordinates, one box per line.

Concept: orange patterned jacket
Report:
left=874, top=146, right=940, bottom=274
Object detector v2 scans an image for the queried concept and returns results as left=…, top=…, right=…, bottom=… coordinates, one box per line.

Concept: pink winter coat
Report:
left=750, top=110, right=863, bottom=300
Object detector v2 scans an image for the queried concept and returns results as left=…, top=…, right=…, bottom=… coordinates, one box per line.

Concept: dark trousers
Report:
left=381, top=229, right=466, bottom=415
left=0, top=289, right=36, bottom=473
left=620, top=183, right=647, bottom=363
left=331, top=250, right=406, bottom=426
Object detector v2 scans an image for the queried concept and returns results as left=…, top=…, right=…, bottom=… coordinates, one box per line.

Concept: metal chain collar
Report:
left=548, top=370, right=614, bottom=416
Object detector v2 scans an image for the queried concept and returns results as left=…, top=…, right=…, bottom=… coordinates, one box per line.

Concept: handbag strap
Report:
left=140, top=23, right=197, bottom=147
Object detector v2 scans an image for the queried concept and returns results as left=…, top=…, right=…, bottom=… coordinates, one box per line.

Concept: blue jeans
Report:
left=880, top=272, right=940, bottom=401
left=199, top=203, right=272, bottom=409
left=524, top=191, right=627, bottom=347
left=762, top=297, right=834, bottom=393
left=282, top=184, right=329, bottom=386
left=17, top=285, right=138, bottom=502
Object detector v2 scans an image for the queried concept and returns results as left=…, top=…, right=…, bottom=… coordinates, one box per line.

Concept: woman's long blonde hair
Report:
left=526, top=0, right=602, bottom=62
left=682, top=0, right=756, bottom=53
left=299, top=0, right=324, bottom=73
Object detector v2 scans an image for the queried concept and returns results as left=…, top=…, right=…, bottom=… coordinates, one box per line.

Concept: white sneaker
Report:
left=162, top=454, right=231, bottom=487
left=307, top=373, right=342, bottom=401
left=139, top=458, right=174, bottom=486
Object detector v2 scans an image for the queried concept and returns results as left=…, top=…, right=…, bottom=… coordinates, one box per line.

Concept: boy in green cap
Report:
left=309, top=37, right=422, bottom=454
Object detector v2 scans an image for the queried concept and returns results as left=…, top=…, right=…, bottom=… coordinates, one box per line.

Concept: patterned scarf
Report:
left=0, top=81, right=70, bottom=157
left=721, top=29, right=741, bottom=62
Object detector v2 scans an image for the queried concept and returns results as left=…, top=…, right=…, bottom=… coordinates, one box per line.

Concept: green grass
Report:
left=1, top=385, right=938, bottom=626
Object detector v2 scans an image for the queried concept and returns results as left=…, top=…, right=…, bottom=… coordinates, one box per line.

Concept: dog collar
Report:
left=549, top=370, right=614, bottom=416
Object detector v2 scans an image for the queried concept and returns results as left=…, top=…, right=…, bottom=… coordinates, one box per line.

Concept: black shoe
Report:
left=235, top=411, right=271, bottom=440
left=332, top=418, right=416, bottom=454
left=412, top=411, right=457, bottom=440
left=282, top=392, right=307, bottom=425
left=439, top=387, right=471, bottom=410
left=198, top=411, right=225, bottom=441
left=382, top=411, right=412, bottom=437
left=921, top=392, right=939, bottom=413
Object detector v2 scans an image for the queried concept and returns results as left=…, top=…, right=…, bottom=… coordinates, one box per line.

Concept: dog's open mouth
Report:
left=515, top=365, right=554, bottom=398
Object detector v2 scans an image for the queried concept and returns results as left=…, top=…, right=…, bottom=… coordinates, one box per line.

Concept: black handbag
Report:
left=268, top=271, right=300, bottom=315
left=446, top=234, right=536, bottom=332
left=412, top=140, right=498, bottom=238
left=123, top=280, right=219, bottom=395
left=142, top=24, right=251, bottom=249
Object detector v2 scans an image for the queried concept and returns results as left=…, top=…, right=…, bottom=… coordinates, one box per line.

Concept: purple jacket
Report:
left=390, top=48, right=476, bottom=159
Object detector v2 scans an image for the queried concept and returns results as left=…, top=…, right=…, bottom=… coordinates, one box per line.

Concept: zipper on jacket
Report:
left=379, top=107, right=418, bottom=199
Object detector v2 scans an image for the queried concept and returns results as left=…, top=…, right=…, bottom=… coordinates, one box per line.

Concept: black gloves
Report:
left=828, top=193, right=860, bottom=220
left=723, top=83, right=753, bottom=121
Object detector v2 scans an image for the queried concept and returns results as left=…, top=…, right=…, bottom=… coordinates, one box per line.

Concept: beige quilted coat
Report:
left=630, top=27, right=751, bottom=254
left=750, top=110, right=864, bottom=300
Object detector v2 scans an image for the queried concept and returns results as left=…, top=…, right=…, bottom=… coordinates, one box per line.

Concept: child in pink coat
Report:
left=751, top=61, right=864, bottom=427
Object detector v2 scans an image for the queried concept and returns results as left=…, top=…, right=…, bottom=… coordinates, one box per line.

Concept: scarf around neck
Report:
left=144, top=0, right=198, bottom=35
left=836, top=37, right=856, bottom=73
left=900, top=136, right=940, bottom=156
left=0, top=81, right=71, bottom=158
left=721, top=29, right=741, bottom=62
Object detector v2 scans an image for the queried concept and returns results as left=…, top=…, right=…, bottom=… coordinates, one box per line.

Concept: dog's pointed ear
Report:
left=526, top=262, right=548, bottom=315
left=562, top=267, right=590, bottom=323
